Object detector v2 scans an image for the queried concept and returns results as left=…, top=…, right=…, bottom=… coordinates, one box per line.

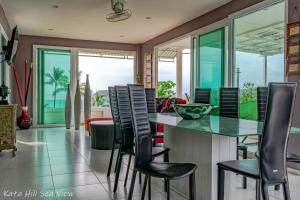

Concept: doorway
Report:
left=37, top=49, right=71, bottom=125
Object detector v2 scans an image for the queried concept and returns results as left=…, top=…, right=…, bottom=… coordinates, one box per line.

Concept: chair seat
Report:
left=123, top=146, right=170, bottom=157
left=136, top=161, right=197, bottom=180
left=287, top=153, right=300, bottom=163
left=217, top=159, right=259, bottom=179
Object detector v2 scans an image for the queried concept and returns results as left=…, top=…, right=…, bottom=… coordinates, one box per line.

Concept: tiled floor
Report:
left=0, top=127, right=299, bottom=200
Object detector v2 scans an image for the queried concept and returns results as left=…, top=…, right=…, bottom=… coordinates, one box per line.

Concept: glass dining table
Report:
left=148, top=113, right=300, bottom=200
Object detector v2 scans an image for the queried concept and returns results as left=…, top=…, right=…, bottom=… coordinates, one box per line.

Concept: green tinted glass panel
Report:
left=193, top=37, right=197, bottom=89
left=1, top=35, right=6, bottom=83
left=199, top=28, right=225, bottom=106
left=38, top=49, right=71, bottom=125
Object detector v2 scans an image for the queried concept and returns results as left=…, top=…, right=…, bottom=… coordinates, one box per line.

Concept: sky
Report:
left=79, top=56, right=134, bottom=93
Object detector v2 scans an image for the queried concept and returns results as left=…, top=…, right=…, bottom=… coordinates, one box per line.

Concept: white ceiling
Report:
left=0, top=0, right=231, bottom=43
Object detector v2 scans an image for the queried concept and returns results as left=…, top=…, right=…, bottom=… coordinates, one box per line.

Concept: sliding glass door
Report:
left=199, top=28, right=225, bottom=106
left=37, top=49, right=71, bottom=125
left=233, top=1, right=285, bottom=120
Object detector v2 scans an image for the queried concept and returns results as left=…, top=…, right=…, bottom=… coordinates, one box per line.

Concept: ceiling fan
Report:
left=106, top=0, right=132, bottom=22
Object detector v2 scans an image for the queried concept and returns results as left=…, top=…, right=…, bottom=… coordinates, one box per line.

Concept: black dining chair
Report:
left=107, top=87, right=122, bottom=177
left=257, top=87, right=268, bottom=122
left=113, top=86, right=170, bottom=192
left=127, top=84, right=197, bottom=200
left=217, top=82, right=297, bottom=200
left=145, top=88, right=164, bottom=146
left=257, top=86, right=300, bottom=191
left=219, top=87, right=248, bottom=188
left=194, top=88, right=211, bottom=104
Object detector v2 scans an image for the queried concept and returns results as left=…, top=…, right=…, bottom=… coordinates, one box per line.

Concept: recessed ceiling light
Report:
left=120, top=35, right=124, bottom=38
left=145, top=17, right=151, bottom=20
left=48, top=28, right=54, bottom=31
left=52, top=5, right=59, bottom=8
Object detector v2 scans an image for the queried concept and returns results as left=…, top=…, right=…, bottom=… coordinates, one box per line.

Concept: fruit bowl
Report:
left=173, top=103, right=212, bottom=120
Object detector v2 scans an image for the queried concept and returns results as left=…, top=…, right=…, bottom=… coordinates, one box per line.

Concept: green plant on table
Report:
left=157, top=80, right=176, bottom=98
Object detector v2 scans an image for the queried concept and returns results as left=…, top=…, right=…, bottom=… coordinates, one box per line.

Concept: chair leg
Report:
left=107, top=141, right=116, bottom=177
left=164, top=151, right=169, bottom=192
left=189, top=173, right=196, bottom=200
left=124, top=155, right=132, bottom=187
left=242, top=149, right=247, bottom=189
left=282, top=181, right=291, bottom=200
left=148, top=176, right=151, bottom=200
left=113, top=153, right=123, bottom=192
left=256, top=180, right=261, bottom=200
left=218, top=166, right=225, bottom=200
left=128, top=169, right=137, bottom=200
left=166, top=179, right=170, bottom=200
left=141, top=175, right=149, bottom=200
left=139, top=172, right=142, bottom=184
left=114, top=147, right=121, bottom=173
left=274, top=185, right=280, bottom=191
left=261, top=183, right=269, bottom=200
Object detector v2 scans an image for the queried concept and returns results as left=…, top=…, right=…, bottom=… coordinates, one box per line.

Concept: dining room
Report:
left=0, top=0, right=300, bottom=200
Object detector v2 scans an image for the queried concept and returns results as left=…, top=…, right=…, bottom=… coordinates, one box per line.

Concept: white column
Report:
left=263, top=55, right=267, bottom=86
left=176, top=48, right=183, bottom=98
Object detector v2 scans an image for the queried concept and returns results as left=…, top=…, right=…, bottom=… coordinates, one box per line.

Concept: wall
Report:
left=287, top=0, right=300, bottom=170
left=0, top=3, right=11, bottom=37
left=13, top=35, right=140, bottom=116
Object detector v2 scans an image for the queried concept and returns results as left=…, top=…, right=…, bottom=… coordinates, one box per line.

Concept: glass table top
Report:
left=148, top=113, right=300, bottom=137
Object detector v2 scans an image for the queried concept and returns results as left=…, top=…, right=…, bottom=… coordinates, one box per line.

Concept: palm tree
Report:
left=45, top=67, right=69, bottom=108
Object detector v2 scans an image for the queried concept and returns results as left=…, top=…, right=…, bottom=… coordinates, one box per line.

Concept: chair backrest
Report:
left=128, top=84, right=153, bottom=167
left=145, top=88, right=157, bottom=113
left=108, top=87, right=120, bottom=124
left=195, top=88, right=211, bottom=104
left=115, top=86, right=134, bottom=150
left=257, top=87, right=268, bottom=122
left=108, top=87, right=121, bottom=140
left=260, top=82, right=297, bottom=185
left=219, top=88, right=239, bottom=118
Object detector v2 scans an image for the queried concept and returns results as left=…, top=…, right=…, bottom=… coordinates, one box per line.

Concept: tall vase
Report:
left=74, top=80, right=81, bottom=130
left=65, top=84, right=72, bottom=129
left=84, top=74, right=91, bottom=124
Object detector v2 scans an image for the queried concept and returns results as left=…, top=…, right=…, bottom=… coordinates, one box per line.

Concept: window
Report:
left=78, top=50, right=134, bottom=118
left=234, top=1, right=285, bottom=120
left=157, top=48, right=177, bottom=96
left=182, top=49, right=191, bottom=98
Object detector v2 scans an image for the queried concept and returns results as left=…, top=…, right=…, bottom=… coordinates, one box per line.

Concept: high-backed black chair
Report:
left=217, top=82, right=297, bottom=200
left=219, top=88, right=249, bottom=188
left=113, top=86, right=170, bottom=192
left=219, top=88, right=239, bottom=118
left=127, top=84, right=197, bottom=200
left=145, top=88, right=164, bottom=146
left=145, top=88, right=157, bottom=113
left=257, top=86, right=300, bottom=175
left=107, top=87, right=122, bottom=177
left=257, top=87, right=268, bottom=122
left=194, top=88, right=211, bottom=104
